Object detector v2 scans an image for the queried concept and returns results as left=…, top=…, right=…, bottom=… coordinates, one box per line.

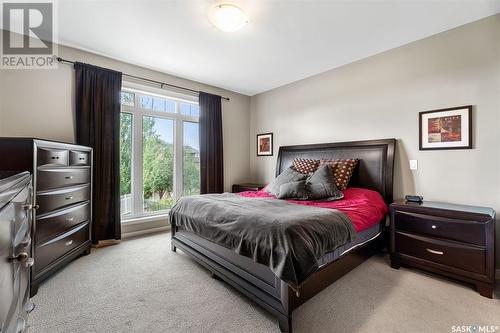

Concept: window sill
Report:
left=122, top=225, right=170, bottom=239
left=121, top=213, right=169, bottom=235
left=121, top=212, right=169, bottom=225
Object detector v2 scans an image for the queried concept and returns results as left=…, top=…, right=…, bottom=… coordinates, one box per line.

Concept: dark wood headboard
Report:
left=276, top=139, right=396, bottom=203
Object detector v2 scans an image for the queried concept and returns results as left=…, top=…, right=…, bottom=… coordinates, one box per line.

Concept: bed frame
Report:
left=171, top=138, right=396, bottom=332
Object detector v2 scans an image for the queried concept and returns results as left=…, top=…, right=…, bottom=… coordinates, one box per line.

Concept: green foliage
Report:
left=119, top=114, right=200, bottom=213
left=120, top=91, right=135, bottom=106
left=142, top=116, right=174, bottom=201
left=119, top=113, right=132, bottom=196
left=183, top=145, right=200, bottom=196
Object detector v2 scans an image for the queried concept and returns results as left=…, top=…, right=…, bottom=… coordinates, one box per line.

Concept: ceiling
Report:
left=53, top=1, right=500, bottom=95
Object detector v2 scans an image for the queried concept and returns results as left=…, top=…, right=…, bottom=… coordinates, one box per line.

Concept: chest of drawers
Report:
left=0, top=172, right=33, bottom=333
left=0, top=138, right=92, bottom=296
left=389, top=200, right=495, bottom=298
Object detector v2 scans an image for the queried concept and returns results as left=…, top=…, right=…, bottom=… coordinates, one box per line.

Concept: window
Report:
left=180, top=102, right=200, bottom=117
left=119, top=113, right=133, bottom=216
left=142, top=116, right=174, bottom=212
left=119, top=85, right=200, bottom=221
left=183, top=121, right=200, bottom=196
left=121, top=91, right=135, bottom=106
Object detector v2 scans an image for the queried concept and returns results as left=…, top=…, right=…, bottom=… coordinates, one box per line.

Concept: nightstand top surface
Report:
left=234, top=183, right=265, bottom=187
left=391, top=200, right=495, bottom=217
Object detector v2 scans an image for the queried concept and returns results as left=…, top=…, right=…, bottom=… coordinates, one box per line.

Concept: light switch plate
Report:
left=409, top=159, right=418, bottom=170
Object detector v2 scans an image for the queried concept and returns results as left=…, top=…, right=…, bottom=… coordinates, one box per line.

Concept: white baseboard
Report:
left=122, top=226, right=170, bottom=239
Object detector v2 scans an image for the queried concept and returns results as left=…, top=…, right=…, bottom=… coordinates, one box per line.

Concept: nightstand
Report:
left=390, top=200, right=496, bottom=298
left=232, top=183, right=265, bottom=193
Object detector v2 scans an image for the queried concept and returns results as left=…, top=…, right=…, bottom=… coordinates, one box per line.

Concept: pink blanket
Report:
left=239, top=187, right=388, bottom=232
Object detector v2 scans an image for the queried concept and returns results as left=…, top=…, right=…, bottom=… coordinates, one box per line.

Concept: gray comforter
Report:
left=169, top=193, right=356, bottom=288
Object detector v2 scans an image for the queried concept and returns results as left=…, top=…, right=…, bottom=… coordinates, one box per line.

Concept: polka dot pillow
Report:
left=292, top=158, right=320, bottom=174
left=319, top=159, right=358, bottom=190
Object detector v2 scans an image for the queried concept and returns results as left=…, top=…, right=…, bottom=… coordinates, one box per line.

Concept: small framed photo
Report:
left=257, top=133, right=273, bottom=156
left=419, top=105, right=472, bottom=150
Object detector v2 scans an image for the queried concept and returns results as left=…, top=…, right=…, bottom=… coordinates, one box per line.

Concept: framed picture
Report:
left=257, top=133, right=273, bottom=156
left=419, top=105, right=472, bottom=150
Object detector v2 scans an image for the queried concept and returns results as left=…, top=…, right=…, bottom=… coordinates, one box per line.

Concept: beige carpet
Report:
left=31, top=232, right=500, bottom=333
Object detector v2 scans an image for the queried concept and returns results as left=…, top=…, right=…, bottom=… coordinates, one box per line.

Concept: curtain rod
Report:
left=56, top=57, right=230, bottom=101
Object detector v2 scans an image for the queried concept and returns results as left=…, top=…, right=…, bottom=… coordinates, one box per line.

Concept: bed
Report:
left=170, top=138, right=396, bottom=333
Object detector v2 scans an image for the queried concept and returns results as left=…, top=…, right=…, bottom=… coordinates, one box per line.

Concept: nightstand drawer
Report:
left=394, top=211, right=485, bottom=246
left=395, top=232, right=485, bottom=274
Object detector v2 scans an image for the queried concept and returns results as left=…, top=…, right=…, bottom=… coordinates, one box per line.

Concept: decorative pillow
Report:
left=277, top=181, right=309, bottom=200
left=292, top=158, right=320, bottom=174
left=319, top=158, right=358, bottom=190
left=265, top=167, right=308, bottom=196
left=306, top=165, right=344, bottom=200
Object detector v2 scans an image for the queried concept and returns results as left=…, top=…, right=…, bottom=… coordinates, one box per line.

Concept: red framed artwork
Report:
left=419, top=106, right=472, bottom=150
left=257, top=133, right=273, bottom=156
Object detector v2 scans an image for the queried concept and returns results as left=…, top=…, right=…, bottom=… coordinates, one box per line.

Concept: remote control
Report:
left=405, top=195, right=423, bottom=202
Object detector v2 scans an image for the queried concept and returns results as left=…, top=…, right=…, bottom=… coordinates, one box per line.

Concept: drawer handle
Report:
left=66, top=217, right=74, bottom=222
left=65, top=240, right=74, bottom=247
left=431, top=225, right=437, bottom=229
left=65, top=196, right=73, bottom=200
left=79, top=157, right=85, bottom=160
left=9, top=252, right=29, bottom=262
left=426, top=248, right=444, bottom=255
left=65, top=176, right=74, bottom=179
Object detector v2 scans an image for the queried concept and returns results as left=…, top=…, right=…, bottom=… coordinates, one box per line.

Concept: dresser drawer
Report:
left=35, top=202, right=90, bottom=244
left=37, top=168, right=90, bottom=191
left=69, top=150, right=90, bottom=166
left=37, top=147, right=69, bottom=167
left=36, top=185, right=90, bottom=215
left=395, top=231, right=485, bottom=274
left=394, top=211, right=485, bottom=246
left=35, top=222, right=89, bottom=273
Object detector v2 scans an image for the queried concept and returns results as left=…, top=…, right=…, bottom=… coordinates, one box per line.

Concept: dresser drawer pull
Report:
left=66, top=217, right=74, bottom=222
left=9, top=252, right=29, bottom=262
left=426, top=248, right=444, bottom=255
left=65, top=176, right=74, bottom=179
left=65, top=240, right=74, bottom=247
left=65, top=196, right=73, bottom=200
left=431, top=225, right=437, bottom=229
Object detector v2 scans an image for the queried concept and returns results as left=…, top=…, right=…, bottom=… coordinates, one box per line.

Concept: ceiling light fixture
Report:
left=209, top=3, right=248, bottom=32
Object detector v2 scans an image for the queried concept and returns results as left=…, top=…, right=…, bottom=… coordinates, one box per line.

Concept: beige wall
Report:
left=250, top=15, right=500, bottom=266
left=0, top=44, right=252, bottom=192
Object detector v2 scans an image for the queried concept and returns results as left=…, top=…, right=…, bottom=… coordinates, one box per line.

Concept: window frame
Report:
left=120, top=81, right=200, bottom=223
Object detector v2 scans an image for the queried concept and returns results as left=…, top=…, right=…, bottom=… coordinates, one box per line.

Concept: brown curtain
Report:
left=199, top=92, right=224, bottom=194
left=75, top=62, right=122, bottom=243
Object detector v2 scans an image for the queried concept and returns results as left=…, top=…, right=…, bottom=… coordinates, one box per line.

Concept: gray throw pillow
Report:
left=277, top=181, right=309, bottom=200
left=265, top=167, right=308, bottom=196
left=306, top=165, right=344, bottom=201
